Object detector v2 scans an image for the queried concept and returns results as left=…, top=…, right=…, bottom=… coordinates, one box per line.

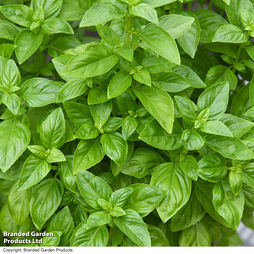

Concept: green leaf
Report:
left=194, top=9, right=228, bottom=44
left=64, top=101, right=93, bottom=128
left=40, top=108, right=66, bottom=149
left=225, top=0, right=254, bottom=27
left=130, top=3, right=158, bottom=24
left=0, top=19, right=20, bottom=41
left=87, top=211, right=111, bottom=229
left=175, top=96, right=196, bottom=125
left=241, top=163, right=254, bottom=188
left=41, top=231, right=62, bottom=247
left=143, top=0, right=175, bottom=8
left=113, top=209, right=151, bottom=246
left=1, top=59, right=21, bottom=89
left=205, top=65, right=237, bottom=90
left=221, top=114, right=254, bottom=138
left=109, top=187, right=134, bottom=207
left=51, top=54, right=73, bottom=81
left=213, top=24, right=248, bottom=43
left=152, top=72, right=191, bottom=93
left=181, top=129, right=205, bottom=150
left=0, top=161, right=22, bottom=181
left=110, top=206, right=126, bottom=217
left=31, top=6, right=45, bottom=25
left=77, top=171, right=112, bottom=210
left=213, top=180, right=244, bottom=230
left=139, top=120, right=182, bottom=150
left=177, top=11, right=200, bottom=58
left=137, top=23, right=180, bottom=65
left=150, top=163, right=192, bottom=222
left=2, top=94, right=21, bottom=115
left=15, top=30, right=43, bottom=64
left=69, top=203, right=87, bottom=227
left=242, top=184, right=254, bottom=209
left=112, top=226, right=124, bottom=246
left=122, top=115, right=138, bottom=140
left=0, top=120, right=30, bottom=172
left=148, top=225, right=169, bottom=246
left=240, top=9, right=254, bottom=29
left=133, top=85, right=174, bottom=134
left=114, top=45, right=134, bottom=61
left=88, top=86, right=109, bottom=105
left=97, top=199, right=112, bottom=213
left=179, top=222, right=211, bottom=246
left=70, top=222, right=109, bottom=246
left=73, top=138, right=105, bottom=174
left=103, top=117, right=122, bottom=133
left=195, top=109, right=209, bottom=127
left=57, top=0, right=89, bottom=21
left=0, top=204, right=30, bottom=239
left=30, top=0, right=62, bottom=18
left=62, top=45, right=118, bottom=79
left=0, top=179, right=15, bottom=195
left=47, top=148, right=66, bottom=163
left=194, top=180, right=230, bottom=227
left=42, top=18, right=74, bottom=34
left=7, top=181, right=30, bottom=226
left=75, top=122, right=99, bottom=140
left=141, top=55, right=176, bottom=74
left=108, top=71, right=132, bottom=99
left=121, top=147, right=165, bottom=178
left=179, top=155, right=198, bottom=181
left=0, top=44, right=16, bottom=59
left=123, top=183, right=165, bottom=217
left=197, top=153, right=227, bottom=183
left=171, top=193, right=205, bottom=232
left=249, top=77, right=254, bottom=107
left=0, top=4, right=33, bottom=27
left=57, top=79, right=88, bottom=103
left=172, top=65, right=206, bottom=89
left=242, top=209, right=254, bottom=230
left=58, top=156, right=79, bottom=194
left=30, top=178, right=64, bottom=230
left=204, top=42, right=237, bottom=59
left=228, top=171, right=243, bottom=197
left=223, top=0, right=231, bottom=4
left=133, top=70, right=151, bottom=87
left=20, top=78, right=62, bottom=107
left=90, top=100, right=112, bottom=130
left=100, top=132, right=128, bottom=168
left=48, top=36, right=81, bottom=58
left=80, top=2, right=124, bottom=27
left=206, top=134, right=253, bottom=160
left=230, top=83, right=251, bottom=118
left=246, top=46, right=254, bottom=63
left=115, top=92, right=137, bottom=115
left=200, top=120, right=233, bottom=137
left=46, top=206, right=74, bottom=246
left=97, top=24, right=120, bottom=46
left=159, top=14, right=194, bottom=39
left=18, top=155, right=51, bottom=191
left=197, top=81, right=229, bottom=121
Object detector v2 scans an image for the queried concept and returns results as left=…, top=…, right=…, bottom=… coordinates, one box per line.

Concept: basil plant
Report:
left=1, top=0, right=254, bottom=247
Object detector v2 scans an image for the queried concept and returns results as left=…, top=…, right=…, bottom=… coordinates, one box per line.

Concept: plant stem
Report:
left=233, top=44, right=243, bottom=73
left=208, top=0, right=213, bottom=10
left=187, top=1, right=193, bottom=11
left=125, top=17, right=132, bottom=45
left=125, top=5, right=133, bottom=45
left=109, top=227, right=113, bottom=246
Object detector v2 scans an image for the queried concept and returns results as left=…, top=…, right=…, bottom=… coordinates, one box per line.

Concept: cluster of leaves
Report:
left=1, top=0, right=254, bottom=247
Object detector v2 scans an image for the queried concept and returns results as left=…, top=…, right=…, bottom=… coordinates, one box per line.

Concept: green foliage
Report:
left=1, top=0, right=254, bottom=248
